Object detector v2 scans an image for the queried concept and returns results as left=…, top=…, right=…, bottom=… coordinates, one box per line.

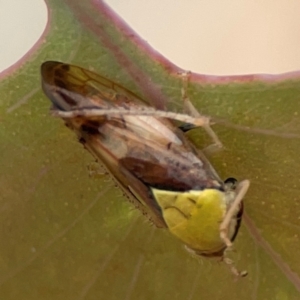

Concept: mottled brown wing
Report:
left=41, top=61, right=224, bottom=227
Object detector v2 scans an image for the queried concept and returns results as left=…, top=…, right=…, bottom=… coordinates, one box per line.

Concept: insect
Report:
left=41, top=61, right=250, bottom=276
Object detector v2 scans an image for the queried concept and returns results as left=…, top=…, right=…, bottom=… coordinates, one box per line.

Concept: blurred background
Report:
left=1, top=0, right=300, bottom=74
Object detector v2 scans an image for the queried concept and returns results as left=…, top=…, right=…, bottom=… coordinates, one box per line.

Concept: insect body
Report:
left=41, top=61, right=249, bottom=276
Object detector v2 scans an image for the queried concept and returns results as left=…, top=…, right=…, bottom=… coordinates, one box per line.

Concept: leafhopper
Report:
left=41, top=61, right=250, bottom=276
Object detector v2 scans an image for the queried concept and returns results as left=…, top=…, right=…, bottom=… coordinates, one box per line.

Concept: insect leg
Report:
left=219, top=179, right=250, bottom=248
left=180, top=71, right=223, bottom=149
left=53, top=107, right=210, bottom=127
left=223, top=257, right=248, bottom=277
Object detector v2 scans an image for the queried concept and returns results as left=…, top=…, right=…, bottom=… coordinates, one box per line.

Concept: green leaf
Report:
left=1, top=0, right=300, bottom=299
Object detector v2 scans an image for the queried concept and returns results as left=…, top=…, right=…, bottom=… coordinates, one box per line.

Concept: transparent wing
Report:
left=41, top=61, right=147, bottom=111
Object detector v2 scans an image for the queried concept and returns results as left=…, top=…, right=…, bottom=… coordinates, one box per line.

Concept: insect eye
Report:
left=224, top=177, right=238, bottom=190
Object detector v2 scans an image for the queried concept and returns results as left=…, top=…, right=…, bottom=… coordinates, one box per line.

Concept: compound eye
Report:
left=224, top=177, right=238, bottom=190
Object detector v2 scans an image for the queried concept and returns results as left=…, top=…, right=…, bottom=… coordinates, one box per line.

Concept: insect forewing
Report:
left=41, top=62, right=245, bottom=260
